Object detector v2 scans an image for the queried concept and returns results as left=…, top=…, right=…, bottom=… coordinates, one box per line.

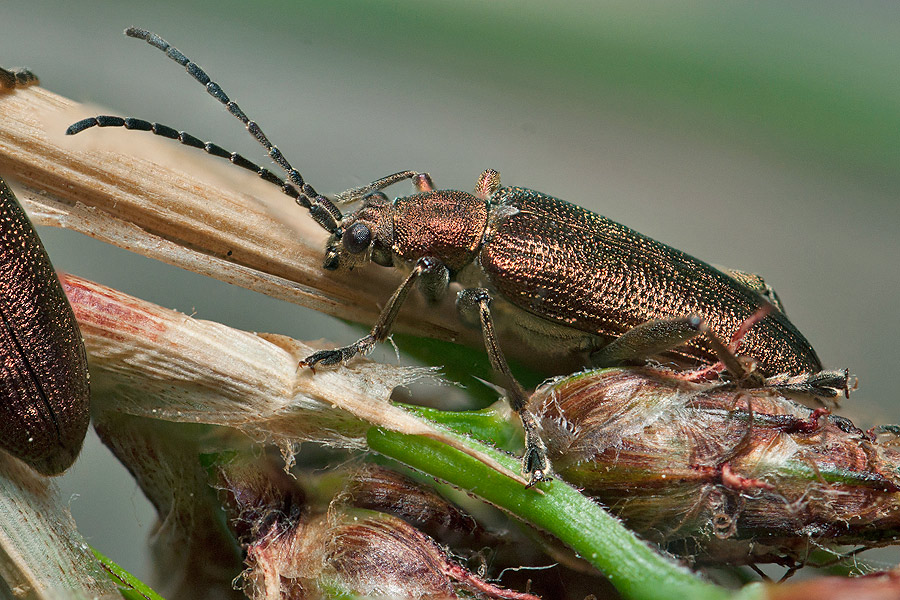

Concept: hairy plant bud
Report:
left=530, top=367, right=900, bottom=565
left=344, top=464, right=497, bottom=547
left=214, top=450, right=307, bottom=546
left=250, top=508, right=543, bottom=600
left=215, top=457, right=538, bottom=600
left=764, top=570, right=900, bottom=600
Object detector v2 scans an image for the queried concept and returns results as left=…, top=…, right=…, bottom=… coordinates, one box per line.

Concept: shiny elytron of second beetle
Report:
left=0, top=178, right=91, bottom=475
left=474, top=187, right=821, bottom=377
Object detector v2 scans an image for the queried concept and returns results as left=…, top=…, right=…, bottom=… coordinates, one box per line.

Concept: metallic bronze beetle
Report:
left=66, top=28, right=846, bottom=484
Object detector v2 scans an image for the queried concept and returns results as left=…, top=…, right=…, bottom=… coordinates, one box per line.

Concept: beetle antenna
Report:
left=66, top=115, right=308, bottom=202
left=123, top=27, right=342, bottom=233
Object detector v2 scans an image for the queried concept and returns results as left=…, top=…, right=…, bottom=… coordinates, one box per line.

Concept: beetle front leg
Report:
left=457, top=288, right=550, bottom=487
left=333, top=170, right=436, bottom=204
left=300, top=257, right=449, bottom=368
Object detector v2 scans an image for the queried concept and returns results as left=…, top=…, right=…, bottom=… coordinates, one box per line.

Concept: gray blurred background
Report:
left=3, top=0, right=899, bottom=584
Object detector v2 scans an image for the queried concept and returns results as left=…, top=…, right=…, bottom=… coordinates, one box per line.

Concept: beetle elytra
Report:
left=0, top=175, right=91, bottom=475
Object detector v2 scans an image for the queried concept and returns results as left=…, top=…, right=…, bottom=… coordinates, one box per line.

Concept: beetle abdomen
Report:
left=0, top=177, right=90, bottom=475
left=480, top=187, right=821, bottom=376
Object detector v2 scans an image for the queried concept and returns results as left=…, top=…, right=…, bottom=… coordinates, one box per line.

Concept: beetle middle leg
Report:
left=300, top=256, right=449, bottom=368
left=457, top=288, right=550, bottom=486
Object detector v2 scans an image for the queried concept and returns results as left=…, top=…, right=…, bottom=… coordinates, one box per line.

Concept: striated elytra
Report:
left=0, top=176, right=90, bottom=475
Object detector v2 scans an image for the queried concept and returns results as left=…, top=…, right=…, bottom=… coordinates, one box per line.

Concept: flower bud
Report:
left=344, top=463, right=497, bottom=547
left=216, top=457, right=539, bottom=600
left=530, top=367, right=900, bottom=565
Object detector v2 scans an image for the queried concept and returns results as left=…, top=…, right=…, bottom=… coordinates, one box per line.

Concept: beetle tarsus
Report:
left=0, top=66, right=39, bottom=90
left=521, top=411, right=552, bottom=487
left=765, top=368, right=855, bottom=400
left=300, top=336, right=377, bottom=369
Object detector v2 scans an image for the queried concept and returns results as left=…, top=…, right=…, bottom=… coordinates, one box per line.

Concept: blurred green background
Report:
left=4, top=0, right=899, bottom=584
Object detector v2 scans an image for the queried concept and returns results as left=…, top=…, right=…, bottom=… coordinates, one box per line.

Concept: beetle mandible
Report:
left=66, top=28, right=848, bottom=485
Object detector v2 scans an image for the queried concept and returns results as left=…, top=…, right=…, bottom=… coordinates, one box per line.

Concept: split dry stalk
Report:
left=0, top=85, right=467, bottom=346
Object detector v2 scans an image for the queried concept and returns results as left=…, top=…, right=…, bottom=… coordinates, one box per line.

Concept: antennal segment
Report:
left=66, top=115, right=304, bottom=202
left=123, top=27, right=342, bottom=233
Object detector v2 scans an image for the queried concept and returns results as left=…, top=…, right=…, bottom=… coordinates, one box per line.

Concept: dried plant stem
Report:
left=0, top=84, right=465, bottom=345
left=0, top=454, right=119, bottom=599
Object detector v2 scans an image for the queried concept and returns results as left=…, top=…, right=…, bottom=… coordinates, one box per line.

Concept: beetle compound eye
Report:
left=344, top=222, right=372, bottom=254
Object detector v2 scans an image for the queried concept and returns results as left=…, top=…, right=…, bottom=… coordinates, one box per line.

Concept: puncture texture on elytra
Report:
left=65, top=28, right=849, bottom=486
left=0, top=176, right=91, bottom=475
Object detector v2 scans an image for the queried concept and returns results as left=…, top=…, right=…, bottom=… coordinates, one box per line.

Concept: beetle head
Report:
left=323, top=191, right=395, bottom=271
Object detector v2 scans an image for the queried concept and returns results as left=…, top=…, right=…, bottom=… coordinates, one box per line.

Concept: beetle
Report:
left=1, top=68, right=91, bottom=476
left=0, top=173, right=91, bottom=476
left=65, top=28, right=847, bottom=485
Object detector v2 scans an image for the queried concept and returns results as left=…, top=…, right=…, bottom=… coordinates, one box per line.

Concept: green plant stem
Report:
left=92, top=547, right=167, bottom=600
left=366, top=424, right=763, bottom=600
left=402, top=403, right=522, bottom=450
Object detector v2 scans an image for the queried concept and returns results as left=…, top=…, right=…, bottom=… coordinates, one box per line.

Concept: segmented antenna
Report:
left=66, top=115, right=303, bottom=202
left=72, top=27, right=342, bottom=234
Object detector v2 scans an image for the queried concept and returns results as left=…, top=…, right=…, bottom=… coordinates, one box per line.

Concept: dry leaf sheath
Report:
left=0, top=85, right=467, bottom=349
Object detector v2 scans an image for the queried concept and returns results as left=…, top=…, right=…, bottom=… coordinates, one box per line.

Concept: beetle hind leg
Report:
left=589, top=316, right=707, bottom=367
left=599, top=308, right=855, bottom=400
left=593, top=305, right=779, bottom=384
left=457, top=288, right=551, bottom=487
